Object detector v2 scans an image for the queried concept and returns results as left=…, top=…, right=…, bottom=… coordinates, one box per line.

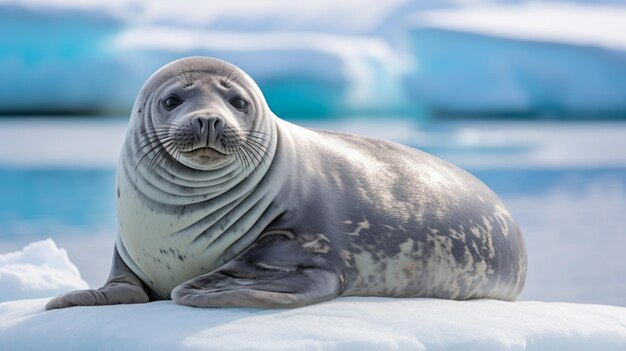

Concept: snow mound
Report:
left=0, top=239, right=89, bottom=302
left=1, top=298, right=626, bottom=350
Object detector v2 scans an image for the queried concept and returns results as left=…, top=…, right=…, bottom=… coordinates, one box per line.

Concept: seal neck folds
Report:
left=116, top=116, right=280, bottom=298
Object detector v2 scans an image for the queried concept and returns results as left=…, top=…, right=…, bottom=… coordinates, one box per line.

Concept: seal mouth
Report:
left=182, top=147, right=227, bottom=162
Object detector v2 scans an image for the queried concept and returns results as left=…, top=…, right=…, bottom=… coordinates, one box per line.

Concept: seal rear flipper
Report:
left=172, top=237, right=342, bottom=308
left=45, top=245, right=150, bottom=310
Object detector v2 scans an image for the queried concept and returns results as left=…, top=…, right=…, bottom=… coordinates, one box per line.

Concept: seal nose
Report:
left=191, top=115, right=225, bottom=148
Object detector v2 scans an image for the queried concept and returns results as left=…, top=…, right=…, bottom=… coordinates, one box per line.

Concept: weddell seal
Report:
left=46, top=57, right=527, bottom=310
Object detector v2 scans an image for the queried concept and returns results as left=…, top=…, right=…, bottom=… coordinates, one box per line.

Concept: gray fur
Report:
left=46, top=57, right=527, bottom=310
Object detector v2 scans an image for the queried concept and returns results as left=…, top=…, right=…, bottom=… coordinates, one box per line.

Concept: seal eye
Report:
left=229, top=97, right=247, bottom=111
left=163, top=95, right=183, bottom=110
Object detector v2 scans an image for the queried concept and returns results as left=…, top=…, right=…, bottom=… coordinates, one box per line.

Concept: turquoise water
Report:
left=2, top=167, right=626, bottom=236
left=1, top=118, right=625, bottom=306
left=0, top=168, right=115, bottom=233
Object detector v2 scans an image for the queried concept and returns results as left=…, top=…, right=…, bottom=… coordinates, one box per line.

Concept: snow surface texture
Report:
left=2, top=297, right=626, bottom=351
left=0, top=239, right=88, bottom=302
left=2, top=1, right=626, bottom=115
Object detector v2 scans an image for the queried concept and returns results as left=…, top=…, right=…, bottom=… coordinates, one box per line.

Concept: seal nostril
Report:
left=215, top=119, right=225, bottom=135
left=196, top=118, right=204, bottom=132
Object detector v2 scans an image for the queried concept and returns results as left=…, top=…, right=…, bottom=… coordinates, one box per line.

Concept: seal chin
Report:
left=183, top=147, right=228, bottom=164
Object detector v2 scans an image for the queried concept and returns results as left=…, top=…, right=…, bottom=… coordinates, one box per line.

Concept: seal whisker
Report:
left=243, top=142, right=271, bottom=171
left=134, top=138, right=173, bottom=157
left=226, top=135, right=258, bottom=166
left=136, top=135, right=171, bottom=146
left=241, top=143, right=271, bottom=177
left=137, top=129, right=175, bottom=138
left=142, top=121, right=186, bottom=132
left=240, top=146, right=255, bottom=174
left=145, top=140, right=176, bottom=175
left=240, top=141, right=264, bottom=167
left=136, top=130, right=173, bottom=141
left=162, top=144, right=182, bottom=175
left=224, top=127, right=270, bottom=134
left=239, top=148, right=256, bottom=172
left=236, top=147, right=253, bottom=174
left=223, top=127, right=269, bottom=135
left=155, top=140, right=183, bottom=176
left=239, top=136, right=271, bottom=150
left=239, top=137, right=272, bottom=147
left=224, top=129, right=272, bottom=141
left=158, top=143, right=178, bottom=175
left=239, top=140, right=271, bottom=167
left=222, top=130, right=271, bottom=150
left=230, top=130, right=271, bottom=137
left=134, top=141, right=169, bottom=172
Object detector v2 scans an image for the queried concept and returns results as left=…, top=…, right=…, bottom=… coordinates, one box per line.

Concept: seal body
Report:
left=46, top=57, right=526, bottom=310
left=264, top=124, right=526, bottom=300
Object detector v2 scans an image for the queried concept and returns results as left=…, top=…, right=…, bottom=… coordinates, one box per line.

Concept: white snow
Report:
left=0, top=226, right=116, bottom=289
left=1, top=236, right=625, bottom=349
left=1, top=297, right=626, bottom=350
left=0, top=239, right=88, bottom=302
left=2, top=235, right=626, bottom=349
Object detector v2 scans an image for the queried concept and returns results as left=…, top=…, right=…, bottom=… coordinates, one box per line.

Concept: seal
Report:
left=46, top=57, right=527, bottom=310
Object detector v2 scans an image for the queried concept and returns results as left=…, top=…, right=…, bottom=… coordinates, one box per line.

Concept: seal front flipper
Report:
left=45, top=245, right=150, bottom=310
left=172, top=235, right=342, bottom=308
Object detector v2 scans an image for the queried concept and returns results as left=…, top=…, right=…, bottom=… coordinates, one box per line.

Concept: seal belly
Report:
left=116, top=150, right=282, bottom=299
left=116, top=166, right=216, bottom=298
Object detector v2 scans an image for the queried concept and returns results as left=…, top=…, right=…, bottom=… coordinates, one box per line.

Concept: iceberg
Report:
left=0, top=239, right=88, bottom=302
left=0, top=1, right=414, bottom=117
left=112, top=27, right=411, bottom=117
left=405, top=3, right=626, bottom=117
left=0, top=5, right=127, bottom=113
left=3, top=1, right=626, bottom=117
